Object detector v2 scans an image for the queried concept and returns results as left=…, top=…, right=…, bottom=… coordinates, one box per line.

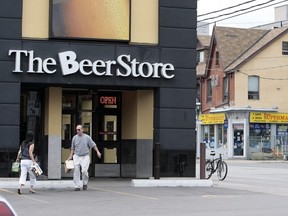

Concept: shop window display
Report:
left=249, top=123, right=274, bottom=159
left=249, top=123, right=271, bottom=149
left=201, top=125, right=227, bottom=149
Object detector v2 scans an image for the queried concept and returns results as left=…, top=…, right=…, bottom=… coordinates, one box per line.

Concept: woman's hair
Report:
left=24, top=131, right=34, bottom=144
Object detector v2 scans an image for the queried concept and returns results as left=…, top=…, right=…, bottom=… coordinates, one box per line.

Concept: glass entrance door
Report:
left=61, top=92, right=94, bottom=176
left=99, top=115, right=118, bottom=163
left=96, top=93, right=121, bottom=166
left=61, top=90, right=121, bottom=177
left=233, top=127, right=244, bottom=156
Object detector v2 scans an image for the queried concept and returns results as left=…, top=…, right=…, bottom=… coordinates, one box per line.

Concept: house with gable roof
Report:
left=196, top=35, right=211, bottom=117
left=197, top=26, right=288, bottom=160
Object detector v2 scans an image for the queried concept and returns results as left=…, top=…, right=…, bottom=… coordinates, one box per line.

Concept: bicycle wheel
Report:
left=217, top=161, right=228, bottom=181
left=205, top=160, right=213, bottom=179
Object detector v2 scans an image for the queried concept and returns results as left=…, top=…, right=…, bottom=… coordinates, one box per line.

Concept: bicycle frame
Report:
left=205, top=152, right=228, bottom=181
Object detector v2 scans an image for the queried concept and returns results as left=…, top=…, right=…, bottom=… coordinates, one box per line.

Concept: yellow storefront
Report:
left=197, top=113, right=228, bottom=158
left=197, top=111, right=288, bottom=160
left=249, top=112, right=288, bottom=160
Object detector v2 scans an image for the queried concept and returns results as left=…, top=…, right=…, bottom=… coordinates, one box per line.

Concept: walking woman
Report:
left=16, top=131, right=37, bottom=194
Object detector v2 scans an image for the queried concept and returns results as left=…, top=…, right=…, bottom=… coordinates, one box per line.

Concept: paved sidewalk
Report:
left=0, top=177, right=213, bottom=189
left=0, top=159, right=213, bottom=188
left=1, top=159, right=287, bottom=189
left=2, top=160, right=288, bottom=216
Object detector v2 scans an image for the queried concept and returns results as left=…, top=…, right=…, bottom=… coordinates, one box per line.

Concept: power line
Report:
left=197, top=0, right=288, bottom=28
left=198, top=0, right=276, bottom=22
left=205, top=63, right=288, bottom=80
left=238, top=63, right=288, bottom=72
left=205, top=55, right=288, bottom=61
left=236, top=69, right=288, bottom=80
left=198, top=0, right=257, bottom=17
left=206, top=63, right=288, bottom=72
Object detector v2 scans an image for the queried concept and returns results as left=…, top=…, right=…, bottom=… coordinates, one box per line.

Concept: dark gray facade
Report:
left=0, top=1, right=197, bottom=177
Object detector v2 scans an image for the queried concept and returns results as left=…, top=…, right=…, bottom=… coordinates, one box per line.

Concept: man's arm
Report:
left=92, top=146, right=101, bottom=159
left=67, top=149, right=74, bottom=161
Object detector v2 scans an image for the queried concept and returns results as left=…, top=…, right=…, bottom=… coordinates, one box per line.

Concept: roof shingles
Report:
left=214, top=27, right=268, bottom=70
left=226, top=27, right=288, bottom=71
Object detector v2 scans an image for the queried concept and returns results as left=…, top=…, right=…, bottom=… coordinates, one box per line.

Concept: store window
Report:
left=61, top=92, right=93, bottom=149
left=217, top=125, right=223, bottom=148
left=62, top=94, right=76, bottom=110
left=209, top=125, right=215, bottom=148
left=201, top=124, right=227, bottom=149
left=276, top=125, right=288, bottom=156
left=249, top=123, right=271, bottom=149
left=223, top=127, right=228, bottom=148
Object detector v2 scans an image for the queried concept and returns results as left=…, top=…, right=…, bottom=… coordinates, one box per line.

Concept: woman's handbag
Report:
left=11, top=162, right=20, bottom=173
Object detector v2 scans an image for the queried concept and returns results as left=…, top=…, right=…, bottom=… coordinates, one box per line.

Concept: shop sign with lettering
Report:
left=250, top=112, right=288, bottom=123
left=100, top=96, right=117, bottom=105
left=199, top=113, right=226, bottom=124
left=8, top=50, right=175, bottom=79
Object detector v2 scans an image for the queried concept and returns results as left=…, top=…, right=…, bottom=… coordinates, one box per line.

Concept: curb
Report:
left=131, top=178, right=213, bottom=187
left=0, top=178, right=213, bottom=188
left=0, top=179, right=74, bottom=189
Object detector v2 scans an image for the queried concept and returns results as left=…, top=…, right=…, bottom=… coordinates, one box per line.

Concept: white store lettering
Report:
left=8, top=50, right=175, bottom=79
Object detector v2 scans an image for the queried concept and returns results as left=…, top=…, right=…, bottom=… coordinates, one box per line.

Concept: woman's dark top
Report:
left=21, top=141, right=32, bottom=160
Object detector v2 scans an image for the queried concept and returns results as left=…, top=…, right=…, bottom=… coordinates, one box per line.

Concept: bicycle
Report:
left=205, top=151, right=228, bottom=181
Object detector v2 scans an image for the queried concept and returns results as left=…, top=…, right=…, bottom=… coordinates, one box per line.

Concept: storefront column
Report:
left=135, top=90, right=153, bottom=178
left=45, top=87, right=62, bottom=179
left=121, top=90, right=153, bottom=178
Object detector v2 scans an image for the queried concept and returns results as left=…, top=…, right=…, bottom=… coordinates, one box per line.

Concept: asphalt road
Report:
left=1, top=160, right=288, bottom=216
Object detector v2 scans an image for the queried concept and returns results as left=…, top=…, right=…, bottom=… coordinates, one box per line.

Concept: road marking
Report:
left=89, top=186, right=159, bottom=200
left=0, top=188, right=50, bottom=204
left=202, top=194, right=241, bottom=198
left=214, top=182, right=288, bottom=197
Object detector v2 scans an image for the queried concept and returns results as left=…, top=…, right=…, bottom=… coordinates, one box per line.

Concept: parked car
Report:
left=0, top=196, right=18, bottom=216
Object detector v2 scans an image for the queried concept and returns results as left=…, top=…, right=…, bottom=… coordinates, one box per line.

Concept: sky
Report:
left=197, top=0, right=288, bottom=30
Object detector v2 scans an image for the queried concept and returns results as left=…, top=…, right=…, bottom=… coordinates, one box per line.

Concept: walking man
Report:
left=67, top=125, right=101, bottom=191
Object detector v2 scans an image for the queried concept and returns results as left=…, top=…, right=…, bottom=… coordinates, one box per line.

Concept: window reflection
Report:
left=62, top=114, right=71, bottom=140
left=62, top=94, right=76, bottom=109
left=78, top=95, right=92, bottom=110
left=78, top=112, right=92, bottom=136
left=100, top=115, right=117, bottom=141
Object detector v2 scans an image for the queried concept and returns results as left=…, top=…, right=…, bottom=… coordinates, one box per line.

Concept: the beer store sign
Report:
left=8, top=50, right=175, bottom=79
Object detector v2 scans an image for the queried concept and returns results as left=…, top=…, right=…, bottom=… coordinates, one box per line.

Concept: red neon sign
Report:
left=100, top=96, right=117, bottom=105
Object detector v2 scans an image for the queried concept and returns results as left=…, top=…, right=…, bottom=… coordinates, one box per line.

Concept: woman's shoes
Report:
left=29, top=189, right=36, bottom=194
left=18, top=188, right=36, bottom=194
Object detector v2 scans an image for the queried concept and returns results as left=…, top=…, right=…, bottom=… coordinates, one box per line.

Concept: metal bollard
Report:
left=154, top=142, right=160, bottom=179
left=200, top=142, right=206, bottom=179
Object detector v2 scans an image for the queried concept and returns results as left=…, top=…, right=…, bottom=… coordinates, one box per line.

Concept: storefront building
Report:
left=197, top=109, right=288, bottom=160
left=0, top=1, right=197, bottom=178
